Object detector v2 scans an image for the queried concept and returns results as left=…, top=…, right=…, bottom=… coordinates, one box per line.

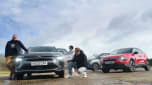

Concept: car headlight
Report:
left=118, top=56, right=127, bottom=61
left=52, top=59, right=57, bottom=63
left=56, top=57, right=64, bottom=61
left=15, top=57, right=23, bottom=62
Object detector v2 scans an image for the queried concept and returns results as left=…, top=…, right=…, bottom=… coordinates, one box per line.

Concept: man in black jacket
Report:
left=72, top=48, right=88, bottom=69
left=67, top=48, right=88, bottom=78
left=5, top=34, right=28, bottom=79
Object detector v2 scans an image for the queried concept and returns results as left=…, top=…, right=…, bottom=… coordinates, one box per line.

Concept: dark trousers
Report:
left=68, top=62, right=77, bottom=76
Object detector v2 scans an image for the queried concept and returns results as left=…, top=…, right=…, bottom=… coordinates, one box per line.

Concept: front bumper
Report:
left=102, top=63, right=128, bottom=69
left=14, top=61, right=64, bottom=73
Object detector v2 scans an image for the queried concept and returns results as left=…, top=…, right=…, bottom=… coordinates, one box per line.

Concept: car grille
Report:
left=24, top=56, right=53, bottom=61
left=21, top=64, right=57, bottom=70
left=104, top=58, right=117, bottom=61
left=26, top=58, right=52, bottom=61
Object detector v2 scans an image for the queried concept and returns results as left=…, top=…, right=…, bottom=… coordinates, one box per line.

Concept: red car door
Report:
left=137, top=49, right=145, bottom=64
left=132, top=48, right=140, bottom=65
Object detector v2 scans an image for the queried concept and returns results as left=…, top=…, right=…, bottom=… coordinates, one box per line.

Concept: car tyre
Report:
left=123, top=68, right=129, bottom=72
left=16, top=73, right=24, bottom=80
left=27, top=73, right=32, bottom=79
left=56, top=70, right=64, bottom=78
left=92, top=63, right=100, bottom=72
left=144, top=60, right=150, bottom=71
left=102, top=68, right=110, bottom=73
left=128, top=60, right=136, bottom=72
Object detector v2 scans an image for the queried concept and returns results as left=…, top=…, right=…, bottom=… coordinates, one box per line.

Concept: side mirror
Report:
left=133, top=52, right=138, bottom=54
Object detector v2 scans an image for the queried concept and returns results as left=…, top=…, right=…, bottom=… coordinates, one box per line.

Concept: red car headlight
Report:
left=118, top=56, right=127, bottom=61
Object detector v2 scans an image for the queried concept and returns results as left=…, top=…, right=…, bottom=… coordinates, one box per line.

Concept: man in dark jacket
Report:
left=5, top=34, right=28, bottom=79
left=67, top=48, right=88, bottom=78
left=72, top=48, right=88, bottom=69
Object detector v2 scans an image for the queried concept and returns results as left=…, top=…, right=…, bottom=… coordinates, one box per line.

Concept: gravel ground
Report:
left=0, top=68, right=152, bottom=85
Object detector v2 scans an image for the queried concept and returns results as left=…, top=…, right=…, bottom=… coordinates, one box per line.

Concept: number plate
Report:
left=105, top=61, right=115, bottom=64
left=31, top=61, right=48, bottom=66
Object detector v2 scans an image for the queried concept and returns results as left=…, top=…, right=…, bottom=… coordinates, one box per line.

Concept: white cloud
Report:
left=0, top=38, right=8, bottom=54
left=1, top=0, right=152, bottom=57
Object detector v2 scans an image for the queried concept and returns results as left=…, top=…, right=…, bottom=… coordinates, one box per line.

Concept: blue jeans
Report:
left=68, top=62, right=77, bottom=76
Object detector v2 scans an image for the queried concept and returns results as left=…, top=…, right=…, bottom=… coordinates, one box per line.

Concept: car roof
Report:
left=57, top=48, right=66, bottom=50
left=119, top=47, right=139, bottom=50
left=29, top=46, right=56, bottom=48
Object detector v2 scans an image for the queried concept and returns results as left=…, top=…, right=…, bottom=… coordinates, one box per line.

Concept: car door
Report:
left=137, top=49, right=145, bottom=64
left=132, top=48, right=140, bottom=65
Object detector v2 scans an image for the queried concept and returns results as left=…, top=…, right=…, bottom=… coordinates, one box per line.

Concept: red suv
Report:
left=102, top=48, right=150, bottom=73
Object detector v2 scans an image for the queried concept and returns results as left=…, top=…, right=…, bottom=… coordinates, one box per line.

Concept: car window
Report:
left=132, top=48, right=143, bottom=54
left=132, top=49, right=137, bottom=54
left=137, top=49, right=144, bottom=54
left=29, top=47, right=57, bottom=52
left=111, top=48, right=132, bottom=55
left=96, top=53, right=109, bottom=59
left=57, top=49, right=68, bottom=54
left=99, top=56, right=103, bottom=59
left=96, top=56, right=101, bottom=59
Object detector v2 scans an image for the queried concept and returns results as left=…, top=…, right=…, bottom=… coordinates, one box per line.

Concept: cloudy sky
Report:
left=0, top=0, right=152, bottom=57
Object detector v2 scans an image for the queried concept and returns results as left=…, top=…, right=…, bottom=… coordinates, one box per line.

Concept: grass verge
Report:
left=0, top=71, right=10, bottom=74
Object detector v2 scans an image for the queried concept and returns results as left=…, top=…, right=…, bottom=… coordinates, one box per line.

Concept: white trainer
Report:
left=83, top=72, right=88, bottom=78
left=65, top=75, right=72, bottom=79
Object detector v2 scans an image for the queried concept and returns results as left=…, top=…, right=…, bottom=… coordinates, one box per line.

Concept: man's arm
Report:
left=18, top=41, right=28, bottom=53
left=5, top=42, right=9, bottom=57
left=82, top=51, right=88, bottom=66
left=71, top=55, right=77, bottom=62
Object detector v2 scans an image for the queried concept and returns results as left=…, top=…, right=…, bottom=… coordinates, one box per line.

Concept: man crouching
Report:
left=67, top=48, right=88, bottom=78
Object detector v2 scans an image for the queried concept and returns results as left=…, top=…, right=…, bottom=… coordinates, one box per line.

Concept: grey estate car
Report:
left=88, top=53, right=110, bottom=71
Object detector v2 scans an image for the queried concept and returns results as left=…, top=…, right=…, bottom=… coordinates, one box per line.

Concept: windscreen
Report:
left=29, top=47, right=57, bottom=52
left=111, top=48, right=132, bottom=55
